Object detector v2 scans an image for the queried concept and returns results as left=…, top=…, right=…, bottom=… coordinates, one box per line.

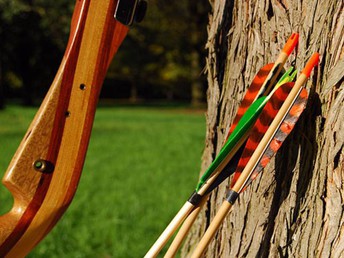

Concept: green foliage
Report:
left=0, top=0, right=209, bottom=104
left=0, top=105, right=205, bottom=257
left=110, top=0, right=209, bottom=100
left=0, top=0, right=73, bottom=105
left=0, top=0, right=73, bottom=48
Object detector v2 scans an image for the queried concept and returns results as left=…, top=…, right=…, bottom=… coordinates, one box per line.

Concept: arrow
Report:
left=196, top=66, right=297, bottom=193
left=164, top=67, right=297, bottom=258
left=144, top=33, right=299, bottom=258
left=190, top=53, right=319, bottom=258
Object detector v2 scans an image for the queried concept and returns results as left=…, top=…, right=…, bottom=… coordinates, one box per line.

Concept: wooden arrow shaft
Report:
left=161, top=44, right=299, bottom=258
left=191, top=201, right=233, bottom=258
left=164, top=194, right=210, bottom=258
left=191, top=52, right=319, bottom=256
left=145, top=34, right=300, bottom=258
left=190, top=73, right=307, bottom=256
left=233, top=74, right=307, bottom=193
left=144, top=202, right=194, bottom=258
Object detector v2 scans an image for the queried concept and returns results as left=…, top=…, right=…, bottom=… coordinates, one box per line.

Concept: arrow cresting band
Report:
left=188, top=191, right=203, bottom=206
left=226, top=190, right=239, bottom=204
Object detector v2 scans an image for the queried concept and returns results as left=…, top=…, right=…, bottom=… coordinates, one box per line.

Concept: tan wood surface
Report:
left=0, top=1, right=128, bottom=257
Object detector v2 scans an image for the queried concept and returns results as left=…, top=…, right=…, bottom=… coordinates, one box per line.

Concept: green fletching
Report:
left=195, top=66, right=297, bottom=192
left=265, top=67, right=297, bottom=103
left=275, top=67, right=297, bottom=88
left=195, top=96, right=267, bottom=191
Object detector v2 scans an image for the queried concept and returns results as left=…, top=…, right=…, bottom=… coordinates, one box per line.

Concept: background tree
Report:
left=0, top=0, right=73, bottom=106
left=0, top=0, right=209, bottom=106
left=182, top=0, right=344, bottom=257
left=108, top=0, right=209, bottom=103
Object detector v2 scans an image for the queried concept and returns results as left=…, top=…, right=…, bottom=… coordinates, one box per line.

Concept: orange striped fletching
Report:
left=242, top=88, right=308, bottom=188
left=232, top=83, right=308, bottom=191
left=227, top=63, right=274, bottom=139
left=230, top=82, right=303, bottom=187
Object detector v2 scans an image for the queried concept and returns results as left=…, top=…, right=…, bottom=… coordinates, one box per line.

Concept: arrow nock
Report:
left=282, top=32, right=299, bottom=56
left=302, top=53, right=320, bottom=78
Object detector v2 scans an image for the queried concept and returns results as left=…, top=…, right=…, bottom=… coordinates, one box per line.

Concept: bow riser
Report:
left=0, top=1, right=128, bottom=256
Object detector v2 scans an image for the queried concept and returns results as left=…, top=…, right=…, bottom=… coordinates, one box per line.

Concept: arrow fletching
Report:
left=227, top=63, right=274, bottom=137
left=233, top=52, right=319, bottom=194
left=202, top=67, right=297, bottom=193
left=195, top=66, right=298, bottom=191
left=274, top=66, right=297, bottom=89
left=190, top=53, right=318, bottom=258
left=241, top=88, right=308, bottom=191
left=230, top=81, right=304, bottom=188
left=195, top=34, right=299, bottom=192
left=196, top=96, right=267, bottom=191
left=230, top=67, right=298, bottom=188
left=145, top=35, right=301, bottom=258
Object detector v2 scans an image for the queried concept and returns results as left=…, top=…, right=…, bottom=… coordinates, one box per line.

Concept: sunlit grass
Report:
left=0, top=105, right=205, bottom=258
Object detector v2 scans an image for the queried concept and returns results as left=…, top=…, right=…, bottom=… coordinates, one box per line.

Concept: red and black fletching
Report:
left=230, top=82, right=295, bottom=187
left=205, top=64, right=286, bottom=194
left=230, top=84, right=308, bottom=191
left=244, top=88, right=308, bottom=188
left=227, top=63, right=274, bottom=138
left=204, top=64, right=276, bottom=194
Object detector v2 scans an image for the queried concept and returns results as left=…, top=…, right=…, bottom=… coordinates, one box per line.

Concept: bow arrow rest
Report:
left=115, top=0, right=148, bottom=25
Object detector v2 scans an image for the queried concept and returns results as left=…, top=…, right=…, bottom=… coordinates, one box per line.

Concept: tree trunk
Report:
left=190, top=48, right=204, bottom=107
left=188, top=0, right=208, bottom=107
left=182, top=0, right=344, bottom=257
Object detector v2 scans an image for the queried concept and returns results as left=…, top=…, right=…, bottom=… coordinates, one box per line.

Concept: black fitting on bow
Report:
left=115, top=0, right=147, bottom=26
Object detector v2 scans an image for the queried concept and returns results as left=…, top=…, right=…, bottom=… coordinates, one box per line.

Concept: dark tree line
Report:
left=0, top=0, right=210, bottom=109
left=182, top=0, right=344, bottom=257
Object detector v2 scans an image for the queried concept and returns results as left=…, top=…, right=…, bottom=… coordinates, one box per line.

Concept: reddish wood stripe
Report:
left=0, top=1, right=90, bottom=255
left=41, top=4, right=129, bottom=242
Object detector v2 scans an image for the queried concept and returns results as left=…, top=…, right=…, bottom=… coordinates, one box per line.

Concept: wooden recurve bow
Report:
left=0, top=0, right=146, bottom=257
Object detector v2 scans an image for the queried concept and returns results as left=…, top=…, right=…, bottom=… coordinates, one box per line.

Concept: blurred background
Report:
left=0, top=0, right=211, bottom=257
left=0, top=0, right=210, bottom=108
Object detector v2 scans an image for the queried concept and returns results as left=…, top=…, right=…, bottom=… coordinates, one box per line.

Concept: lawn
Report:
left=0, top=104, right=205, bottom=258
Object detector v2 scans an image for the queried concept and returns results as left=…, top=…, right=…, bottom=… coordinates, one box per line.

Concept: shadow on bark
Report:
left=259, top=86, right=322, bottom=256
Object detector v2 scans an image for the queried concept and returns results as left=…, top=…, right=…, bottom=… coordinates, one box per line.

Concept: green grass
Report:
left=0, top=105, right=205, bottom=258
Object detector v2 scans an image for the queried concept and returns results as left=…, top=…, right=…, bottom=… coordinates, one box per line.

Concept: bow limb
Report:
left=0, top=0, right=129, bottom=256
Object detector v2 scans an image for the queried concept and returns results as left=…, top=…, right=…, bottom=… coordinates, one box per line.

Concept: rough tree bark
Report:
left=182, top=0, right=344, bottom=257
